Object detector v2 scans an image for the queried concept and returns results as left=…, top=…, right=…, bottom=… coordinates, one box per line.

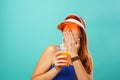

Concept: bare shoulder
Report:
left=31, top=45, right=57, bottom=79
left=46, top=45, right=57, bottom=51
left=39, top=45, right=57, bottom=62
left=43, top=45, right=57, bottom=55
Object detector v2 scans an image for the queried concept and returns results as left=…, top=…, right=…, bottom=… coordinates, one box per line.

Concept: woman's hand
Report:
left=54, top=51, right=69, bottom=69
left=63, top=31, right=80, bottom=55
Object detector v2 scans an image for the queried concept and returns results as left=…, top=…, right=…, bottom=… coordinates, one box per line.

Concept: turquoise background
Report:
left=0, top=0, right=120, bottom=80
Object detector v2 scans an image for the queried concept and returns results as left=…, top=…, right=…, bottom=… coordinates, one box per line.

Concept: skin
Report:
left=31, top=28, right=92, bottom=80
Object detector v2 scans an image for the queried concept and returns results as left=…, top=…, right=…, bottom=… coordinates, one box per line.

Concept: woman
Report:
left=31, top=14, right=93, bottom=80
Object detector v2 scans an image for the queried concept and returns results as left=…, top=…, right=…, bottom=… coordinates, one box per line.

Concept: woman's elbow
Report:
left=30, top=75, right=37, bottom=80
left=30, top=76, right=35, bottom=80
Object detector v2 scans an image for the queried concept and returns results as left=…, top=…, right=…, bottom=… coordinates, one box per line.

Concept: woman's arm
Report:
left=31, top=67, right=61, bottom=80
left=71, top=53, right=92, bottom=80
left=31, top=45, right=61, bottom=80
left=63, top=31, right=93, bottom=80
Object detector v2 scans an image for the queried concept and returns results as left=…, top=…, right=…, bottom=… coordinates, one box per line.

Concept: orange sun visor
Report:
left=57, top=22, right=80, bottom=32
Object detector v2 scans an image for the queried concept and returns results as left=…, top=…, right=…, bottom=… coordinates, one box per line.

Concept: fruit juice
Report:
left=59, top=51, right=70, bottom=66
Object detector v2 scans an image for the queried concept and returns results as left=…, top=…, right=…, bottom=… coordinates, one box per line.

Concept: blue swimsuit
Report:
left=49, top=65, right=76, bottom=80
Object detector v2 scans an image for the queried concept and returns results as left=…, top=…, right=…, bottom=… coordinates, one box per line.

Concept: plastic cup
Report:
left=57, top=44, right=70, bottom=66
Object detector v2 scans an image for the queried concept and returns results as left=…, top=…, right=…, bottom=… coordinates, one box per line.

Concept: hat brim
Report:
left=57, top=21, right=78, bottom=31
left=57, top=22, right=66, bottom=31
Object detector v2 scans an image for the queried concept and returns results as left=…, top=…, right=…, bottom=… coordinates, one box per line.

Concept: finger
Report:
left=57, top=60, right=68, bottom=63
left=56, top=63, right=68, bottom=66
left=63, top=31, right=67, bottom=43
left=69, top=31, right=73, bottom=39
left=76, top=39, right=80, bottom=47
left=56, top=55, right=67, bottom=60
left=65, top=31, right=70, bottom=45
left=56, top=60, right=69, bottom=66
left=69, top=31, right=75, bottom=43
left=56, top=51, right=63, bottom=56
left=66, top=31, right=71, bottom=43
